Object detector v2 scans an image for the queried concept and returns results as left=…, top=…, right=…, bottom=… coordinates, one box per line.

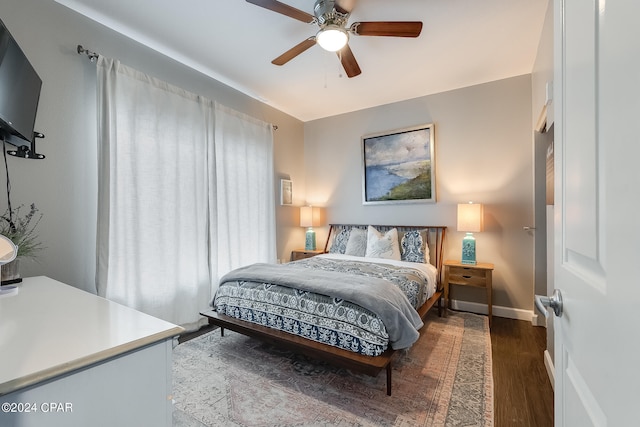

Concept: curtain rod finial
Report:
left=77, top=45, right=99, bottom=62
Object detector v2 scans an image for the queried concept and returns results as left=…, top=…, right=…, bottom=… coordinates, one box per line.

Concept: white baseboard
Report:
left=448, top=299, right=538, bottom=323
left=544, top=349, right=555, bottom=391
left=531, top=312, right=548, bottom=327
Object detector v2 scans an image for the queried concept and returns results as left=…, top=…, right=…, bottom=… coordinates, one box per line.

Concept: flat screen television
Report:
left=0, top=16, right=42, bottom=147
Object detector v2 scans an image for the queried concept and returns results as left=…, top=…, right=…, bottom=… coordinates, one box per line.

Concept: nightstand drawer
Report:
left=448, top=266, right=488, bottom=287
left=290, top=249, right=324, bottom=262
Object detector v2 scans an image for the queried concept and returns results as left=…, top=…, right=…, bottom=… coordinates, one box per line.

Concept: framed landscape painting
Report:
left=362, top=124, right=436, bottom=204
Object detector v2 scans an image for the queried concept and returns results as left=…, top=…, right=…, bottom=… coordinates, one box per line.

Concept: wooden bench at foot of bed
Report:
left=199, top=286, right=442, bottom=396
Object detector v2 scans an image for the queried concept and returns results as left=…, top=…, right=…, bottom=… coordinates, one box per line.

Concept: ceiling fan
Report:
left=246, top=0, right=423, bottom=78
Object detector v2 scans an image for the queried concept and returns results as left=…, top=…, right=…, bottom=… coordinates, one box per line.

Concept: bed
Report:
left=200, top=224, right=446, bottom=395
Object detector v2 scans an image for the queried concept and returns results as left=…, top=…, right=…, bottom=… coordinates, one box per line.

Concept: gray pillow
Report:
left=344, top=228, right=367, bottom=257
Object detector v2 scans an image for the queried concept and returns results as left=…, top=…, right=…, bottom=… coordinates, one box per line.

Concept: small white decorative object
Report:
left=280, top=179, right=293, bottom=206
left=0, top=234, right=19, bottom=296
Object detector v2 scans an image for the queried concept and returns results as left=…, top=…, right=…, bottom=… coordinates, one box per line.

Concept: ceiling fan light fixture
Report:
left=316, top=25, right=349, bottom=52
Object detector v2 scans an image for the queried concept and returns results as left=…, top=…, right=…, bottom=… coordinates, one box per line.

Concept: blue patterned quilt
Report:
left=212, top=256, right=435, bottom=356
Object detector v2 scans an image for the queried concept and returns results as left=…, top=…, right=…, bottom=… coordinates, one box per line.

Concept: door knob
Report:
left=535, top=289, right=563, bottom=317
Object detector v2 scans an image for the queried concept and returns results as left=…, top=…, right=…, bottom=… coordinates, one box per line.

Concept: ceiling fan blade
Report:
left=337, top=44, right=361, bottom=78
left=351, top=21, right=423, bottom=37
left=272, top=37, right=317, bottom=66
left=334, top=0, right=358, bottom=14
left=246, top=0, right=315, bottom=23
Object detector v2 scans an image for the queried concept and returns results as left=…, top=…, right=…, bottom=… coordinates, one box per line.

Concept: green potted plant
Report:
left=0, top=203, right=44, bottom=282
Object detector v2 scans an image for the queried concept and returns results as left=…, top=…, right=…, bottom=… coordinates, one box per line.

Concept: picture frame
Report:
left=362, top=124, right=436, bottom=205
left=280, top=179, right=293, bottom=206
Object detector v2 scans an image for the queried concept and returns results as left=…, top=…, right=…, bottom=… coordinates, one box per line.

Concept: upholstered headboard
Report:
left=323, top=224, right=447, bottom=286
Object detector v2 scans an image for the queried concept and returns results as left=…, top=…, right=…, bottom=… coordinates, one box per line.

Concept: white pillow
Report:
left=344, top=228, right=367, bottom=257
left=365, top=226, right=401, bottom=261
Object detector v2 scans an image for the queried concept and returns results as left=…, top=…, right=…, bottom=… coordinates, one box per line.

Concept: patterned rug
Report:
left=172, top=311, right=493, bottom=427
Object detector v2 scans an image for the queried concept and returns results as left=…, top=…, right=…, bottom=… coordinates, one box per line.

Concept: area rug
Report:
left=172, top=311, right=493, bottom=427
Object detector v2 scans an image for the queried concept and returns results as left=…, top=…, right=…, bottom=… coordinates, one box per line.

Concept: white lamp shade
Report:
left=457, top=203, right=484, bottom=232
left=300, top=206, right=323, bottom=227
left=316, top=26, right=349, bottom=52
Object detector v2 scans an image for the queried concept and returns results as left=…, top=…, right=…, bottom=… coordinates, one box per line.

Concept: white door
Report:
left=553, top=0, right=640, bottom=425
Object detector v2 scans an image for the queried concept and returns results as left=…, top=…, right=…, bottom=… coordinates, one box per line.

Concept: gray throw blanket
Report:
left=218, top=263, right=424, bottom=349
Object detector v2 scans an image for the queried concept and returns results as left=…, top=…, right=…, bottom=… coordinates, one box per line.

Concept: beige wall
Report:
left=304, top=75, right=536, bottom=314
left=0, top=0, right=305, bottom=292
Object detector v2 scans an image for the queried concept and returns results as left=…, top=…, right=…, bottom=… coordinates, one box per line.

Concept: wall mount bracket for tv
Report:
left=6, top=131, right=45, bottom=160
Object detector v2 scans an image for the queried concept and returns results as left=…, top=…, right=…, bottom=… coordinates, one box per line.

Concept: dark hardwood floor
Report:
left=179, top=314, right=555, bottom=426
left=491, top=316, right=554, bottom=427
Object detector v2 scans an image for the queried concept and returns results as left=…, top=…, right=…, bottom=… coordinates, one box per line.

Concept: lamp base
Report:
left=461, top=232, right=477, bottom=265
left=0, top=284, right=18, bottom=297
left=305, top=228, right=317, bottom=251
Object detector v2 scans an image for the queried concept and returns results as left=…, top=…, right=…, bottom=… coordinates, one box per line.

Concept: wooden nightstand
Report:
left=443, top=260, right=495, bottom=326
left=290, top=249, right=325, bottom=262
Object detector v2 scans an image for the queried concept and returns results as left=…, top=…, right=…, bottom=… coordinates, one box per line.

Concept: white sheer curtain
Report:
left=95, top=57, right=274, bottom=328
left=211, top=103, right=276, bottom=293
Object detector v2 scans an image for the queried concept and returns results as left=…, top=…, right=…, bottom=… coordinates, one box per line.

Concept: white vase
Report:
left=1, top=258, right=20, bottom=283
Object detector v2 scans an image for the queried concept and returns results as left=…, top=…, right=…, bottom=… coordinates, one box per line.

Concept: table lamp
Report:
left=457, top=202, right=483, bottom=265
left=300, top=206, right=322, bottom=251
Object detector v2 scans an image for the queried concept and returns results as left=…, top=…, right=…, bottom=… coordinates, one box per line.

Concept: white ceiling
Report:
left=55, top=0, right=548, bottom=122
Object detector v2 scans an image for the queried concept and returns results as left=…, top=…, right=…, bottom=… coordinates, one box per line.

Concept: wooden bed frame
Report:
left=200, top=225, right=447, bottom=396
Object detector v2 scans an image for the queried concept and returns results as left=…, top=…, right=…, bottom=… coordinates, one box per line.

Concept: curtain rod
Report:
left=77, top=45, right=99, bottom=62
left=76, top=44, right=278, bottom=130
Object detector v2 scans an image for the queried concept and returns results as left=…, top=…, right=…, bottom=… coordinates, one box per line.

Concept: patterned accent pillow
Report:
left=344, top=227, right=367, bottom=257
left=329, top=228, right=350, bottom=254
left=365, top=226, right=401, bottom=261
left=401, top=230, right=430, bottom=263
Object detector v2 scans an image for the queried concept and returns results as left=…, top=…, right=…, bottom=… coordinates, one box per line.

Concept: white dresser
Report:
left=0, top=276, right=183, bottom=427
